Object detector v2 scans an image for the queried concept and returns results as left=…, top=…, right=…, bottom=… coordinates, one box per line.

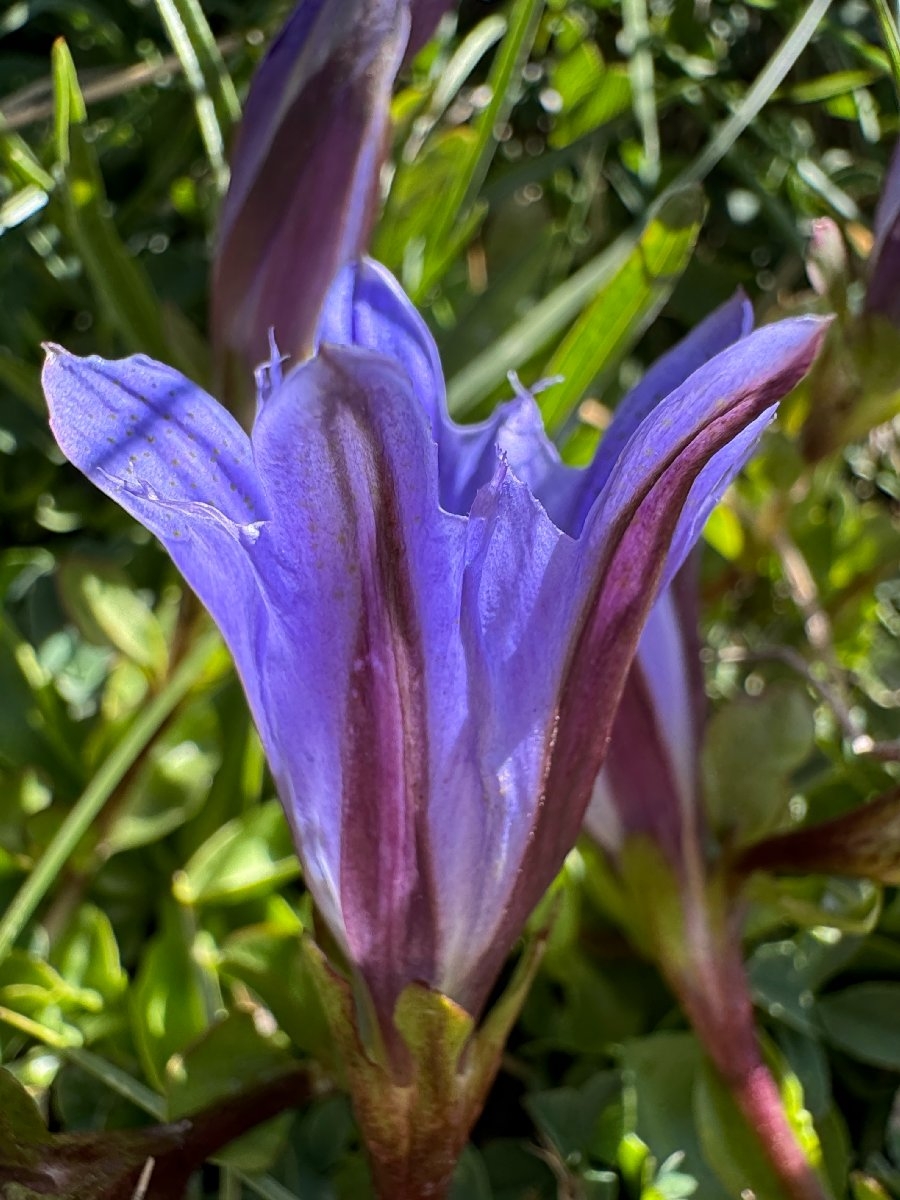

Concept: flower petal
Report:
left=315, top=258, right=446, bottom=441
left=866, top=140, right=900, bottom=323
left=42, top=347, right=275, bottom=734
left=249, top=344, right=470, bottom=1025
left=212, top=0, right=409, bottom=393
left=437, top=456, right=577, bottom=1007
left=585, top=564, right=704, bottom=858
left=490, top=315, right=828, bottom=947
left=317, top=259, right=573, bottom=517
left=569, top=290, right=753, bottom=531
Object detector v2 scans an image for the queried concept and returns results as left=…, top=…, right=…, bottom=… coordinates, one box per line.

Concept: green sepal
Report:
left=302, top=928, right=549, bottom=1198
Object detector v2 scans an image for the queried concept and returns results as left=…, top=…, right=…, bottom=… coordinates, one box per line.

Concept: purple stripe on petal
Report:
left=250, top=343, right=468, bottom=1032
left=465, top=316, right=828, bottom=1004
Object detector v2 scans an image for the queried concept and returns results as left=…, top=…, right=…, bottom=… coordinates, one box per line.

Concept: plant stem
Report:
left=667, top=907, right=830, bottom=1200
left=0, top=629, right=220, bottom=966
left=0, top=1065, right=313, bottom=1200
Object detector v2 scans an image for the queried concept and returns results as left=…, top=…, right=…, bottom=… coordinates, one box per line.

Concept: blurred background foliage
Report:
left=1, top=0, right=900, bottom=1196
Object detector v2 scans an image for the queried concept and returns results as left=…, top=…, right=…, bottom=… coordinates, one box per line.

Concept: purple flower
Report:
left=865, top=138, right=900, bottom=324
left=43, top=259, right=826, bottom=1043
left=584, top=576, right=832, bottom=1200
left=585, top=562, right=707, bottom=872
left=583, top=363, right=832, bottom=1200
left=212, top=0, right=454, bottom=404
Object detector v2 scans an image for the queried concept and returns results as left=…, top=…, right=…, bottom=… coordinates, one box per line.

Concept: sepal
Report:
left=302, top=928, right=548, bottom=1200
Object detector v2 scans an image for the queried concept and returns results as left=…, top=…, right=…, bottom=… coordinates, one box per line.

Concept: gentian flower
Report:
left=212, top=0, right=454, bottom=407
left=43, top=259, right=826, bottom=1198
left=582, top=283, right=839, bottom=1196
left=586, top=568, right=832, bottom=1200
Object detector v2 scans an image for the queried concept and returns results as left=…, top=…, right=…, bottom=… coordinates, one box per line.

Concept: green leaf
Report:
left=166, top=1011, right=295, bottom=1171
left=57, top=558, right=169, bottom=680
left=104, top=700, right=220, bottom=854
left=748, top=930, right=861, bottom=1037
left=541, top=186, right=705, bottom=435
left=818, top=984, right=900, bottom=1071
left=51, top=39, right=172, bottom=363
left=525, top=1072, right=619, bottom=1163
left=174, top=799, right=300, bottom=907
left=0, top=949, right=102, bottom=1017
left=619, top=1033, right=730, bottom=1199
left=450, top=1147, right=493, bottom=1200
left=0, top=1066, right=51, bottom=1167
left=548, top=20, right=632, bottom=147
left=746, top=876, right=882, bottom=938
left=373, top=126, right=480, bottom=278
left=0, top=950, right=100, bottom=1049
left=219, top=919, right=331, bottom=1059
left=702, top=683, right=816, bottom=846
left=49, top=903, right=127, bottom=1004
left=784, top=69, right=882, bottom=103
left=130, top=902, right=214, bottom=1091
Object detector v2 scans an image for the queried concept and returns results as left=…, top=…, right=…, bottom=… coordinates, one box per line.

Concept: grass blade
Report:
left=153, top=0, right=240, bottom=192
left=540, top=186, right=706, bottom=435
left=0, top=629, right=222, bottom=965
left=51, top=39, right=172, bottom=363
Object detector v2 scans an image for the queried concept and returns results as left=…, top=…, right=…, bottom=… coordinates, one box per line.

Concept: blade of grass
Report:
left=872, top=0, right=900, bottom=97
left=540, top=186, right=705, bottom=435
left=429, top=14, right=508, bottom=127
left=153, top=0, right=240, bottom=192
left=459, top=0, right=543, bottom=210
left=622, top=0, right=659, bottom=185
left=418, top=0, right=543, bottom=294
left=51, top=39, right=173, bottom=364
left=0, top=629, right=222, bottom=966
left=65, top=1048, right=168, bottom=1119
left=674, top=0, right=834, bottom=188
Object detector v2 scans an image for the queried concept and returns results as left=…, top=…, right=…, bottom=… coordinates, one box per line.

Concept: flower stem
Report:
left=669, top=912, right=830, bottom=1200
left=724, top=1058, right=829, bottom=1200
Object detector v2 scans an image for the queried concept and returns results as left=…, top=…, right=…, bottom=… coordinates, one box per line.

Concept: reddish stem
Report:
left=671, top=917, right=829, bottom=1200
